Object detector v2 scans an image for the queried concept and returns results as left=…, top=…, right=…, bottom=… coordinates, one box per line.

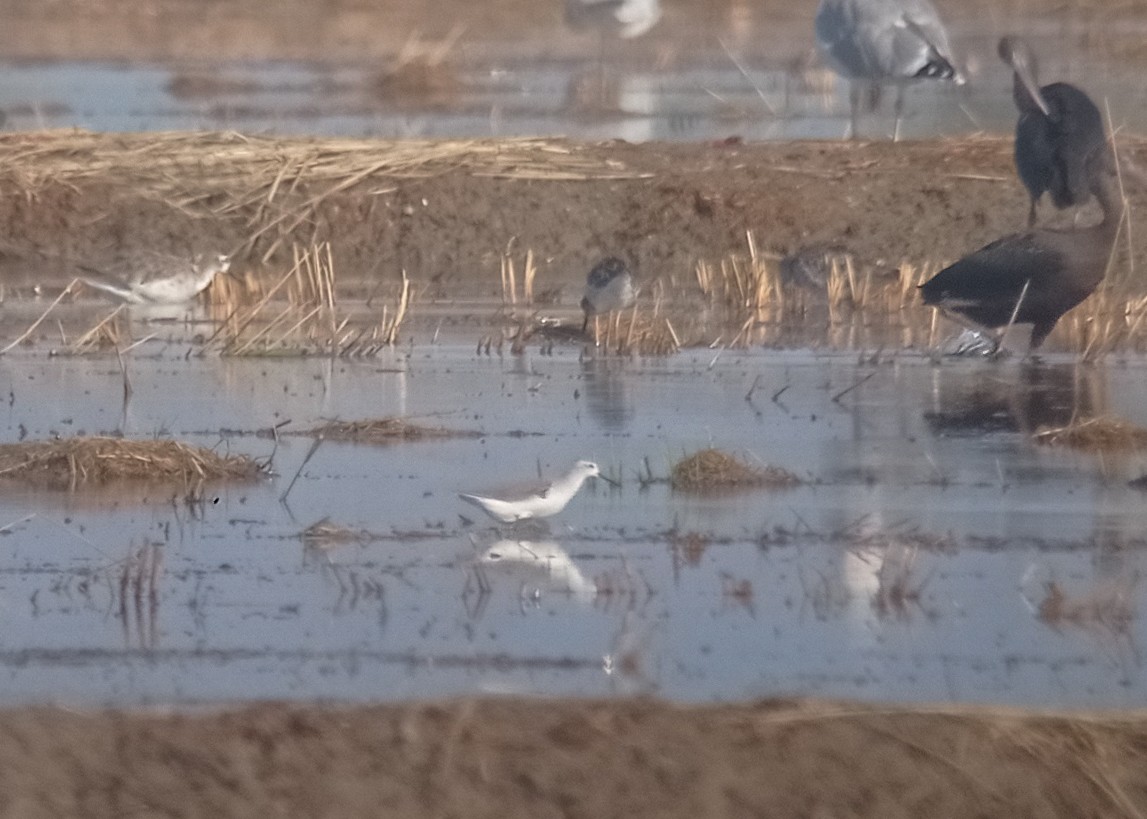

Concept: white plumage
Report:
left=80, top=253, right=231, bottom=305
left=459, top=460, right=609, bottom=523
left=565, top=0, right=661, bottom=40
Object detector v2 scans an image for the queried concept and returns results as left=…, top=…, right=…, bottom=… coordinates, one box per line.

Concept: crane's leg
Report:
left=847, top=82, right=860, bottom=140
left=893, top=84, right=906, bottom=142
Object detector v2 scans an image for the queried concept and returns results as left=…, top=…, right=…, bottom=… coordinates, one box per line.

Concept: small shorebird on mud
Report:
left=80, top=252, right=232, bottom=305
left=581, top=256, right=637, bottom=333
left=459, top=460, right=616, bottom=524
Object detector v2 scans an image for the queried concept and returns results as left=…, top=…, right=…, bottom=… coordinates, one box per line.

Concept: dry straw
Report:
left=1033, top=416, right=1147, bottom=452
left=0, top=437, right=264, bottom=489
left=210, top=242, right=411, bottom=356
left=0, top=131, right=652, bottom=266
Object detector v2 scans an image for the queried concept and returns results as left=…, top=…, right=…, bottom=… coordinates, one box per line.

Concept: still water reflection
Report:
left=0, top=344, right=1144, bottom=707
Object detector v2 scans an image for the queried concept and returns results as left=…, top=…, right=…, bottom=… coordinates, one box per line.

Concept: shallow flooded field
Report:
left=1, top=299, right=1145, bottom=709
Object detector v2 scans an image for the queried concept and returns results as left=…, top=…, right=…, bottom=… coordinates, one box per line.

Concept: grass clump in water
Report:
left=0, top=437, right=264, bottom=488
left=670, top=448, right=799, bottom=493
left=293, top=417, right=477, bottom=445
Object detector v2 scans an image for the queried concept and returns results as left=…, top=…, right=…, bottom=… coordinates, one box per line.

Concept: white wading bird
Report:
left=459, top=460, right=616, bottom=523
left=80, top=252, right=232, bottom=305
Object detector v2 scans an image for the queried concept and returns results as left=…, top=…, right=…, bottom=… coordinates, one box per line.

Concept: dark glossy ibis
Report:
left=998, top=35, right=1114, bottom=227
left=815, top=0, right=964, bottom=140
left=919, top=157, right=1123, bottom=351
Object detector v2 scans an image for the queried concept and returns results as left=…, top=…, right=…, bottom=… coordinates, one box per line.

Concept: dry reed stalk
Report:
left=0, top=437, right=264, bottom=488
left=694, top=260, right=714, bottom=298
left=670, top=448, right=799, bottom=492
left=500, top=252, right=517, bottom=306
left=523, top=249, right=536, bottom=305
left=0, top=278, right=79, bottom=355
left=826, top=256, right=848, bottom=319
left=382, top=270, right=411, bottom=346
left=1033, top=416, right=1147, bottom=452
left=213, top=242, right=406, bottom=357
left=500, top=245, right=537, bottom=307
left=591, top=307, right=679, bottom=356
left=69, top=305, right=126, bottom=353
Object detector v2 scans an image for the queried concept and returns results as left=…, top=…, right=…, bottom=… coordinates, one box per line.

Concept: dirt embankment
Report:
left=2, top=131, right=1144, bottom=299
left=1, top=697, right=1145, bottom=818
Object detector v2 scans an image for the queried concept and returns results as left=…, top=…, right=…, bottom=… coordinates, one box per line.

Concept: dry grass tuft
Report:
left=292, top=417, right=476, bottom=445
left=1033, top=416, right=1147, bottom=452
left=670, top=448, right=799, bottom=493
left=0, top=437, right=264, bottom=488
left=586, top=306, right=680, bottom=356
left=210, top=242, right=411, bottom=356
left=695, top=231, right=782, bottom=322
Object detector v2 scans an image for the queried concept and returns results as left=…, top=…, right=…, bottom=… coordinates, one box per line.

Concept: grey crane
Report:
left=814, top=0, right=964, bottom=140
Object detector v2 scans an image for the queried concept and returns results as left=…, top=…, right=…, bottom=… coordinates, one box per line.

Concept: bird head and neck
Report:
left=998, top=36, right=1051, bottom=117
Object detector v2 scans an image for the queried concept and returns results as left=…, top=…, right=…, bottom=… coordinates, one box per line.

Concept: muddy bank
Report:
left=1, top=697, right=1144, bottom=818
left=2, top=131, right=1144, bottom=300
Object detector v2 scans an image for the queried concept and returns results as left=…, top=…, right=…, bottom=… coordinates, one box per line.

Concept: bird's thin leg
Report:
left=893, top=85, right=906, bottom=142
left=1028, top=198, right=1038, bottom=228
left=847, top=82, right=860, bottom=140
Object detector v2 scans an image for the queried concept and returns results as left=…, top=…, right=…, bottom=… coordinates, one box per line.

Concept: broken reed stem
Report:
left=501, top=250, right=517, bottom=306
left=524, top=248, right=535, bottom=305
left=1, top=278, right=79, bottom=355
left=384, top=270, right=411, bottom=345
left=70, top=304, right=125, bottom=352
